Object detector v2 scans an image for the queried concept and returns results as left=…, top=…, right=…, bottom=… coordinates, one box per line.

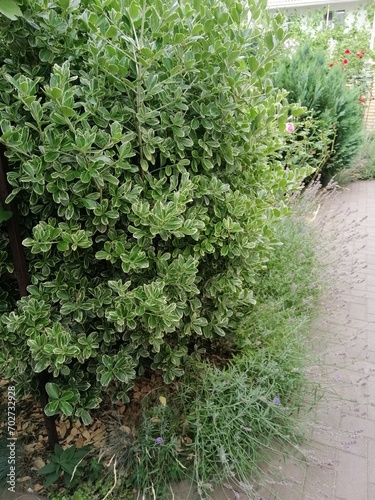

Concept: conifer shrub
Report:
left=274, top=44, right=364, bottom=182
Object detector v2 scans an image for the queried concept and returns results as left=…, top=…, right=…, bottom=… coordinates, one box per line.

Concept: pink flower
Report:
left=285, top=122, right=295, bottom=133
left=344, top=49, right=350, bottom=54
left=343, top=59, right=348, bottom=65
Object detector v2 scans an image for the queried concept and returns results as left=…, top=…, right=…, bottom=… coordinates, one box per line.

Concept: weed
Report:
left=38, top=444, right=96, bottom=488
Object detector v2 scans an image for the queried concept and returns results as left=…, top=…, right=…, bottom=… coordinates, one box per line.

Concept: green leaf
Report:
left=100, top=371, right=113, bottom=387
left=140, top=47, right=154, bottom=58
left=0, top=0, right=23, bottom=20
left=140, top=159, right=148, bottom=171
left=44, top=400, right=60, bottom=416
left=129, top=1, right=141, bottom=21
left=59, top=401, right=73, bottom=416
left=0, top=205, right=12, bottom=223
left=292, top=107, right=306, bottom=117
left=57, top=241, right=69, bottom=252
left=34, top=360, right=50, bottom=373
left=76, top=408, right=92, bottom=425
left=44, top=469, right=61, bottom=488
left=45, top=382, right=60, bottom=400
left=38, top=461, right=58, bottom=476
left=105, top=25, right=117, bottom=38
left=60, top=106, right=75, bottom=118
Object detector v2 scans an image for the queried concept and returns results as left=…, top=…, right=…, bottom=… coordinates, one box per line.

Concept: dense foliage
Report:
left=274, top=44, right=364, bottom=181
left=0, top=0, right=311, bottom=422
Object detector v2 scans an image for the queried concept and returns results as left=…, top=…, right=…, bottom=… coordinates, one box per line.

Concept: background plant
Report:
left=334, top=131, right=375, bottom=185
left=0, top=0, right=313, bottom=433
left=353, top=131, right=375, bottom=179
left=285, top=4, right=375, bottom=108
left=287, top=3, right=375, bottom=61
left=273, top=43, right=364, bottom=182
left=275, top=111, right=333, bottom=180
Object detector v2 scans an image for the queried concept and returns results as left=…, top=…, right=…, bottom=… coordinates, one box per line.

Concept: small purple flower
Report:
left=155, top=437, right=163, bottom=445
left=285, top=122, right=295, bottom=133
left=273, top=397, right=280, bottom=405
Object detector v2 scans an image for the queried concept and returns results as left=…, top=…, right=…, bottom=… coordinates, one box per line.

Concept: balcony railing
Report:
left=268, top=0, right=357, bottom=9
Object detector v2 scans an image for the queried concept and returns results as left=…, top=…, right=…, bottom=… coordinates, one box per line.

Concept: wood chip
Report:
left=17, top=476, right=31, bottom=482
left=65, top=434, right=75, bottom=444
left=33, top=457, right=45, bottom=469
left=120, top=425, right=131, bottom=434
left=82, top=430, right=91, bottom=440
left=76, top=438, right=86, bottom=448
left=58, top=421, right=68, bottom=439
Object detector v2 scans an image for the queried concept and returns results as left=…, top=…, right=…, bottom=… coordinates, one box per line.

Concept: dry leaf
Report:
left=90, top=421, right=99, bottom=431
left=92, top=430, right=106, bottom=441
left=159, top=396, right=167, bottom=406
left=92, top=428, right=106, bottom=438
left=76, top=438, right=86, bottom=448
left=17, top=476, right=31, bottom=482
left=151, top=417, right=161, bottom=423
left=58, top=421, right=68, bottom=439
left=34, top=484, right=44, bottom=492
left=82, top=430, right=91, bottom=440
left=33, top=457, right=45, bottom=469
left=66, top=434, right=75, bottom=444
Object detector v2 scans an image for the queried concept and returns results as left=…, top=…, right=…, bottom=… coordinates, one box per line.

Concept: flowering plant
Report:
left=329, top=48, right=369, bottom=92
left=276, top=113, right=333, bottom=182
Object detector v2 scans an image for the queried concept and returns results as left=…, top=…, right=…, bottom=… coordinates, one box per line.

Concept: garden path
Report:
left=251, top=180, right=375, bottom=500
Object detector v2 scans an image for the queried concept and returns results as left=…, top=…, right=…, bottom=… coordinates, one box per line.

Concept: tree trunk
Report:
left=0, top=145, right=59, bottom=450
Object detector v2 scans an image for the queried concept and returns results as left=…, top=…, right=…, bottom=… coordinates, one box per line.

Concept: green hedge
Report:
left=0, top=0, right=311, bottom=422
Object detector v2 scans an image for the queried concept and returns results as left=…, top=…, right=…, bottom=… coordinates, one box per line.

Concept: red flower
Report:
left=344, top=49, right=350, bottom=54
left=343, top=59, right=348, bottom=64
left=361, top=50, right=365, bottom=54
left=329, top=63, right=334, bottom=67
left=359, top=97, right=365, bottom=103
left=356, top=52, right=360, bottom=57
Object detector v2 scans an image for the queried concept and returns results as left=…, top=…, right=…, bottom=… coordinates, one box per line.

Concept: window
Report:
left=335, top=10, right=346, bottom=26
left=323, top=10, right=346, bottom=28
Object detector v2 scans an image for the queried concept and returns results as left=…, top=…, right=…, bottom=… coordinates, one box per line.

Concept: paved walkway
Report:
left=251, top=181, right=375, bottom=500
